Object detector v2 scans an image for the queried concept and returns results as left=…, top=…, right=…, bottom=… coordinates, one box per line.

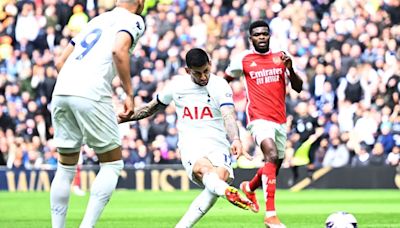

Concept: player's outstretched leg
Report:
left=202, top=172, right=251, bottom=210
left=175, top=189, right=218, bottom=228
left=240, top=181, right=259, bottom=213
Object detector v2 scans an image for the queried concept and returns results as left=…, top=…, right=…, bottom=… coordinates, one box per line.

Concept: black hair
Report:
left=185, top=48, right=209, bottom=68
left=249, top=20, right=270, bottom=35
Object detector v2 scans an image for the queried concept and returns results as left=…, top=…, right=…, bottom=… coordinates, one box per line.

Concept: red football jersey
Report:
left=226, top=50, right=288, bottom=124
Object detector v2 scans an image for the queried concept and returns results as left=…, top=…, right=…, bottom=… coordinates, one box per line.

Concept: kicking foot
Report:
left=224, top=186, right=251, bottom=210
left=240, top=181, right=259, bottom=213
left=264, top=216, right=286, bottom=228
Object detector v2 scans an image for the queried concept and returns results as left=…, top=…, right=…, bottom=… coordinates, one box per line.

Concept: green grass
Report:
left=0, top=189, right=399, bottom=227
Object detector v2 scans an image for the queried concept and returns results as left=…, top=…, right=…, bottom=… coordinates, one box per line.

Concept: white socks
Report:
left=176, top=172, right=230, bottom=228
left=175, top=189, right=218, bottom=228
left=80, top=160, right=124, bottom=228
left=202, top=172, right=229, bottom=197
left=50, top=163, right=77, bottom=228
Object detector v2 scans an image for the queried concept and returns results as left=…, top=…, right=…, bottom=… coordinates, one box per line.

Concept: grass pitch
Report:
left=0, top=189, right=399, bottom=228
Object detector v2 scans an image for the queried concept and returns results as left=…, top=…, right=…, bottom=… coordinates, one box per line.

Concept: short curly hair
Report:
left=249, top=20, right=270, bottom=35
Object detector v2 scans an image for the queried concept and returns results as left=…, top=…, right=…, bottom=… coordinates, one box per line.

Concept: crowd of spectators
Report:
left=0, top=0, right=399, bottom=173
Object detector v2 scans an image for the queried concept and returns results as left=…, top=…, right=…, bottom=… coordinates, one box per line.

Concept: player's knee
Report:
left=216, top=168, right=230, bottom=182
left=100, top=159, right=124, bottom=176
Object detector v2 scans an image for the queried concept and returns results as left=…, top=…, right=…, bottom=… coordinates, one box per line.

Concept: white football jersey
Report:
left=157, top=74, right=234, bottom=149
left=53, top=7, right=145, bottom=102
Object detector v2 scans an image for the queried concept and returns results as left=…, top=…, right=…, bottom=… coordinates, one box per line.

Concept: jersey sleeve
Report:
left=115, top=14, right=145, bottom=51
left=225, top=51, right=248, bottom=78
left=157, top=80, right=174, bottom=105
left=207, top=76, right=234, bottom=107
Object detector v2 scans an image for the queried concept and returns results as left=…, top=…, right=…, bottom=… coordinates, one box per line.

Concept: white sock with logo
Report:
left=50, top=163, right=77, bottom=228
left=202, top=172, right=229, bottom=196
left=175, top=189, right=218, bottom=228
left=79, top=160, right=124, bottom=228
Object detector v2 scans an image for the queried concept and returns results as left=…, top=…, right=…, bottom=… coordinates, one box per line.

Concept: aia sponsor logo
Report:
left=182, top=106, right=213, bottom=119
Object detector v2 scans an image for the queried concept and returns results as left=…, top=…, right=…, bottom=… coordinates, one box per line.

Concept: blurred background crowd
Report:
left=0, top=0, right=399, bottom=176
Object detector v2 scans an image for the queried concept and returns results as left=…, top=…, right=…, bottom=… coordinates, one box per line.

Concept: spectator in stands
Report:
left=136, top=69, right=157, bottom=103
left=322, top=136, right=350, bottom=168
left=351, top=142, right=370, bottom=167
left=386, top=145, right=399, bottom=167
left=369, top=142, right=387, bottom=166
left=376, top=121, right=396, bottom=155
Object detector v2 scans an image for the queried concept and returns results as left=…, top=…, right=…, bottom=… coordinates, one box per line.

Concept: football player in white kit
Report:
left=50, top=0, right=145, bottom=227
left=119, top=48, right=253, bottom=227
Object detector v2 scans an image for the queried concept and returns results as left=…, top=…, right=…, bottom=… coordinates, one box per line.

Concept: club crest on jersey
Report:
left=182, top=106, right=213, bottom=119
left=272, top=56, right=282, bottom=65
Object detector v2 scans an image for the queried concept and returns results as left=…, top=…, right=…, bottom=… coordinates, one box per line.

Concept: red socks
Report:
left=248, top=162, right=278, bottom=213
left=262, top=162, right=277, bottom=212
left=249, top=167, right=263, bottom=191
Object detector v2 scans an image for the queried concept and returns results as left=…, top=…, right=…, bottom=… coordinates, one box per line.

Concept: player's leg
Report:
left=194, top=158, right=250, bottom=209
left=263, top=123, right=287, bottom=228
left=260, top=138, right=279, bottom=216
left=175, top=188, right=218, bottom=228
left=239, top=121, right=276, bottom=214
left=175, top=157, right=224, bottom=228
left=176, top=155, right=250, bottom=228
left=80, top=147, right=123, bottom=228
left=78, top=98, right=123, bottom=228
left=50, top=152, right=80, bottom=228
left=50, top=95, right=82, bottom=228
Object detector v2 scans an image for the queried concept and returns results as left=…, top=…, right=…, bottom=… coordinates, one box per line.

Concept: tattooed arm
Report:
left=220, top=105, right=241, bottom=143
left=220, top=105, right=252, bottom=159
left=118, top=98, right=167, bottom=123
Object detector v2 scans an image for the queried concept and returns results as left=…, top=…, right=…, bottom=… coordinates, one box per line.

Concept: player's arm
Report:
left=220, top=105, right=252, bottom=160
left=223, top=74, right=236, bottom=83
left=118, top=98, right=167, bottom=123
left=55, top=42, right=74, bottom=71
left=113, top=31, right=134, bottom=97
left=288, top=67, right=303, bottom=93
left=113, top=31, right=135, bottom=122
left=281, top=52, right=303, bottom=93
left=224, top=53, right=245, bottom=82
left=220, top=105, right=241, bottom=142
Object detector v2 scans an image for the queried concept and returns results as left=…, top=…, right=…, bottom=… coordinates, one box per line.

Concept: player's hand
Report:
left=230, top=139, right=253, bottom=160
left=118, top=95, right=134, bottom=124
left=281, top=52, right=292, bottom=69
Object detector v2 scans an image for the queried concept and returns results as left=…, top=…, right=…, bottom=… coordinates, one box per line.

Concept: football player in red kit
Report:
left=225, top=20, right=303, bottom=228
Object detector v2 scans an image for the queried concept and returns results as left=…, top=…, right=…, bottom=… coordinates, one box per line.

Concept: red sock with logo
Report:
left=249, top=167, right=263, bottom=191
left=261, top=162, right=277, bottom=214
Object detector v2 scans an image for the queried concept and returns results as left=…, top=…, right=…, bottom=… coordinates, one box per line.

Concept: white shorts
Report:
left=247, top=119, right=287, bottom=159
left=51, top=95, right=121, bottom=154
left=179, top=141, right=234, bottom=186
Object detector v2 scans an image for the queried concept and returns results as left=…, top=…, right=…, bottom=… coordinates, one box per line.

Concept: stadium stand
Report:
left=0, top=0, right=399, bottom=174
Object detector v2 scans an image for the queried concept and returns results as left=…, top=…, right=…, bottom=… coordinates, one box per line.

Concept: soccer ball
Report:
left=325, top=211, right=358, bottom=228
